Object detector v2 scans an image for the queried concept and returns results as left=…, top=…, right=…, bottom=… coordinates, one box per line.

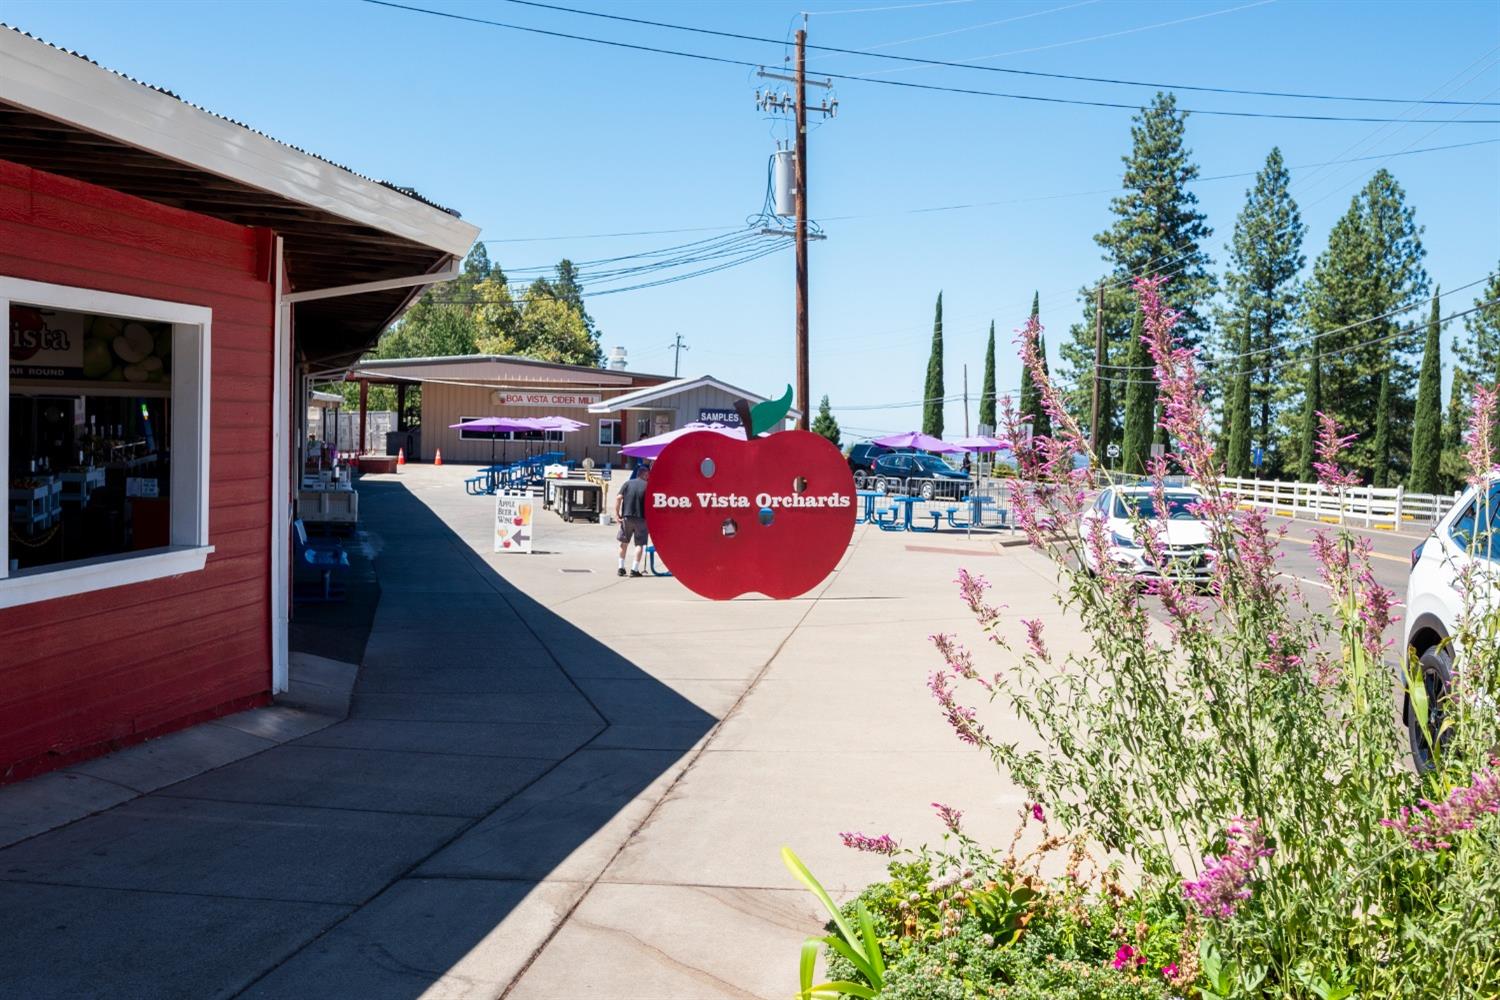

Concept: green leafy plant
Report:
left=783, top=847, right=885, bottom=999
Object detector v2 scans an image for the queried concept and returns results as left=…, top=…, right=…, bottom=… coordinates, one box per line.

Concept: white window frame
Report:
left=599, top=419, right=622, bottom=448
left=1, top=277, right=213, bottom=608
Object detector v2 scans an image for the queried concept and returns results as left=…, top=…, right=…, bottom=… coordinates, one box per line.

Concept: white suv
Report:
left=1079, top=485, right=1215, bottom=583
left=1403, top=474, right=1499, bottom=768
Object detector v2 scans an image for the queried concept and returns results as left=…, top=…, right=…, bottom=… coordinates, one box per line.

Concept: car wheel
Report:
left=1408, top=640, right=1453, bottom=773
left=874, top=476, right=889, bottom=494
left=920, top=481, right=935, bottom=501
left=853, top=469, right=867, bottom=488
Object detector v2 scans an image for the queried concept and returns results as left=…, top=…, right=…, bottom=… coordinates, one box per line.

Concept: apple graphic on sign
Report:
left=646, top=387, right=856, bottom=600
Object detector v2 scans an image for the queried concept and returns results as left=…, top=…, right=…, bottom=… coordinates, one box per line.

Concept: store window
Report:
left=458, top=417, right=565, bottom=444
left=3, top=278, right=211, bottom=607
left=599, top=419, right=622, bottom=447
left=635, top=416, right=652, bottom=441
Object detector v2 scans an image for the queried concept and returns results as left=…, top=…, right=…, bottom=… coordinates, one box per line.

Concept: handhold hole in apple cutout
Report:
left=721, top=517, right=739, bottom=538
left=758, top=506, right=775, bottom=527
left=700, top=457, right=716, bottom=478
left=792, top=475, right=808, bottom=494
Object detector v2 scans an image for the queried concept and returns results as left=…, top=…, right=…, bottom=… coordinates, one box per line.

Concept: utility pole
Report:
left=962, top=364, right=970, bottom=437
left=1090, top=282, right=1104, bottom=455
left=794, top=25, right=809, bottom=430
left=668, top=332, right=689, bottom=378
left=755, top=27, right=835, bottom=433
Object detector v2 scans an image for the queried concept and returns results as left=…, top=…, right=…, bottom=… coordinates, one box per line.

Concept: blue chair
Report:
left=293, top=519, right=350, bottom=602
left=646, top=544, right=672, bottom=577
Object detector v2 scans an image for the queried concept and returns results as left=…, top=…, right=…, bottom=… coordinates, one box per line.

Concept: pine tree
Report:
left=1300, top=169, right=1427, bottom=481
left=1216, top=148, right=1305, bottom=470
left=1065, top=93, right=1214, bottom=438
left=1409, top=289, right=1443, bottom=493
left=923, top=292, right=945, bottom=438
left=980, top=321, right=998, bottom=432
left=1372, top=365, right=1392, bottom=488
left=1226, top=318, right=1253, bottom=478
left=1298, top=350, right=1322, bottom=482
left=811, top=395, right=842, bottom=449
left=1455, top=265, right=1500, bottom=450
left=1121, top=310, right=1155, bottom=474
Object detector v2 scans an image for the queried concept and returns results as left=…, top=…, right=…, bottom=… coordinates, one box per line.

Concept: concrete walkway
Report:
left=0, top=465, right=1076, bottom=999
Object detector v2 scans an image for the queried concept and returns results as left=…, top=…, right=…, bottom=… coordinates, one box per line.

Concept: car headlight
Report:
left=1110, top=530, right=1139, bottom=549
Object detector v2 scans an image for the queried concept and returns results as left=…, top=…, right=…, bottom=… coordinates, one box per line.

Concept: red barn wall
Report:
left=0, top=159, right=274, bottom=782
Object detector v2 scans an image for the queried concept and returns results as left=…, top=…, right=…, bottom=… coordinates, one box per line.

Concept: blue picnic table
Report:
left=855, top=489, right=882, bottom=524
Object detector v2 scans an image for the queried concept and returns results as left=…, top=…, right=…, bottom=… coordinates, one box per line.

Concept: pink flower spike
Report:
left=839, top=831, right=899, bottom=855
left=1029, top=801, right=1045, bottom=823
left=932, top=802, right=963, bottom=833
left=1464, top=383, right=1499, bottom=485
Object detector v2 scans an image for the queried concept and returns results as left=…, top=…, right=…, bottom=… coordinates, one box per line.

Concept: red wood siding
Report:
left=0, top=159, right=274, bottom=782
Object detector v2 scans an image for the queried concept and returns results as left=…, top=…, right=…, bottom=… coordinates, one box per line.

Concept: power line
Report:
left=1089, top=300, right=1499, bottom=388
left=812, top=0, right=975, bottom=14
left=1105, top=274, right=1496, bottom=372
left=361, top=1, right=1500, bottom=123
left=490, top=0, right=1500, bottom=108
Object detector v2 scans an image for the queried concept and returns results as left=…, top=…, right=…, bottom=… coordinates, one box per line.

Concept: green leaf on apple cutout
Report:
left=748, top=385, right=794, bottom=436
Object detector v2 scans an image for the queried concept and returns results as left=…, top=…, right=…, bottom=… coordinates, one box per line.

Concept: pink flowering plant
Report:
left=910, top=278, right=1500, bottom=998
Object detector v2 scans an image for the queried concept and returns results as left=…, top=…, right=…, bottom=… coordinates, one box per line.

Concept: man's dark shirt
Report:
left=618, top=478, right=648, bottom=519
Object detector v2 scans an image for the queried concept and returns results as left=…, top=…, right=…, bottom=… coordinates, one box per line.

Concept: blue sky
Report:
left=10, top=0, right=1499, bottom=438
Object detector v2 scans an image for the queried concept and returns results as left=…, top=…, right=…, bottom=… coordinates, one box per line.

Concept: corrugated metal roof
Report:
left=1, top=22, right=461, bottom=219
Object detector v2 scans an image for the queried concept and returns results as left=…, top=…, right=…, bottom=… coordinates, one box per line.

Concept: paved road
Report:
left=1269, top=515, right=1424, bottom=621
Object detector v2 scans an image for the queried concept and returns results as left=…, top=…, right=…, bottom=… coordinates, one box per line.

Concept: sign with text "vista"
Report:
left=492, top=390, right=600, bottom=407
left=645, top=429, right=855, bottom=600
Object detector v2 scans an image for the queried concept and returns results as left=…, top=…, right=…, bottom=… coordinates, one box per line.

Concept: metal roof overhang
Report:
left=0, top=29, right=480, bottom=369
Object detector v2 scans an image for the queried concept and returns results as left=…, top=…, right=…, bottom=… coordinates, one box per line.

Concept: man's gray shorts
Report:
left=617, top=516, right=648, bottom=545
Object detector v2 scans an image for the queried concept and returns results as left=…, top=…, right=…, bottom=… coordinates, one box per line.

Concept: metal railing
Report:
left=1219, top=475, right=1462, bottom=529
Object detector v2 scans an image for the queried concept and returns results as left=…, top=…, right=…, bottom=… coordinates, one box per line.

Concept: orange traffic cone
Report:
left=397, top=447, right=406, bottom=467
left=434, top=449, right=443, bottom=467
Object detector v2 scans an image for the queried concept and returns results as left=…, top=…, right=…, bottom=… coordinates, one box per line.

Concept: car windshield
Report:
left=1113, top=492, right=1201, bottom=520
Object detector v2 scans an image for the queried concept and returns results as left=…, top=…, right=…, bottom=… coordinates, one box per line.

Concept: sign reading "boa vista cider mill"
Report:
left=645, top=388, right=855, bottom=600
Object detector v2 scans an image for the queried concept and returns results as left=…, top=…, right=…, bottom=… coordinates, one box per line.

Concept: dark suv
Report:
left=848, top=442, right=903, bottom=485
left=871, top=453, right=970, bottom=500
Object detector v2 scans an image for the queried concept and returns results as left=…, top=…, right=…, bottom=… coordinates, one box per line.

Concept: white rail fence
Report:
left=1220, top=475, right=1462, bottom=529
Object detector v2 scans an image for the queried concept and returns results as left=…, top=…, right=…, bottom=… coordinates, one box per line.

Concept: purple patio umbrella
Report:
left=951, top=434, right=1010, bottom=452
left=449, top=416, right=535, bottom=466
left=871, top=430, right=964, bottom=454
left=621, top=422, right=746, bottom=460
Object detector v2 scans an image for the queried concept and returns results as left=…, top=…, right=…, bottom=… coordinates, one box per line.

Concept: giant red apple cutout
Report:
left=646, top=387, right=855, bottom=600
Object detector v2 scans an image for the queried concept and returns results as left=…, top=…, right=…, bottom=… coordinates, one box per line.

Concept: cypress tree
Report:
left=1372, top=365, right=1392, bottom=488
left=1409, top=288, right=1443, bottom=493
left=1032, top=329, right=1056, bottom=440
left=1441, top=369, right=1469, bottom=491
left=1226, top=318, right=1253, bottom=477
left=1017, top=294, right=1040, bottom=434
left=980, top=321, right=998, bottom=432
left=1121, top=310, right=1155, bottom=474
left=923, top=292, right=945, bottom=438
left=1455, top=265, right=1500, bottom=451
left=1298, top=350, right=1322, bottom=482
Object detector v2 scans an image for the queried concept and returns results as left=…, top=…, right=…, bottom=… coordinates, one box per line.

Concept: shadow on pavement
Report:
left=0, top=478, right=716, bottom=1000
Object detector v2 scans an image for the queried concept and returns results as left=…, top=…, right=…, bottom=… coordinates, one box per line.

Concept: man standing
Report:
left=614, top=463, right=650, bottom=578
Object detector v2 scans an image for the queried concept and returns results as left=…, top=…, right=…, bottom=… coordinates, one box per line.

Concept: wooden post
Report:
left=396, top=382, right=407, bottom=433
left=357, top=379, right=368, bottom=456
left=794, top=26, right=810, bottom=431
left=1089, top=282, right=1103, bottom=454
